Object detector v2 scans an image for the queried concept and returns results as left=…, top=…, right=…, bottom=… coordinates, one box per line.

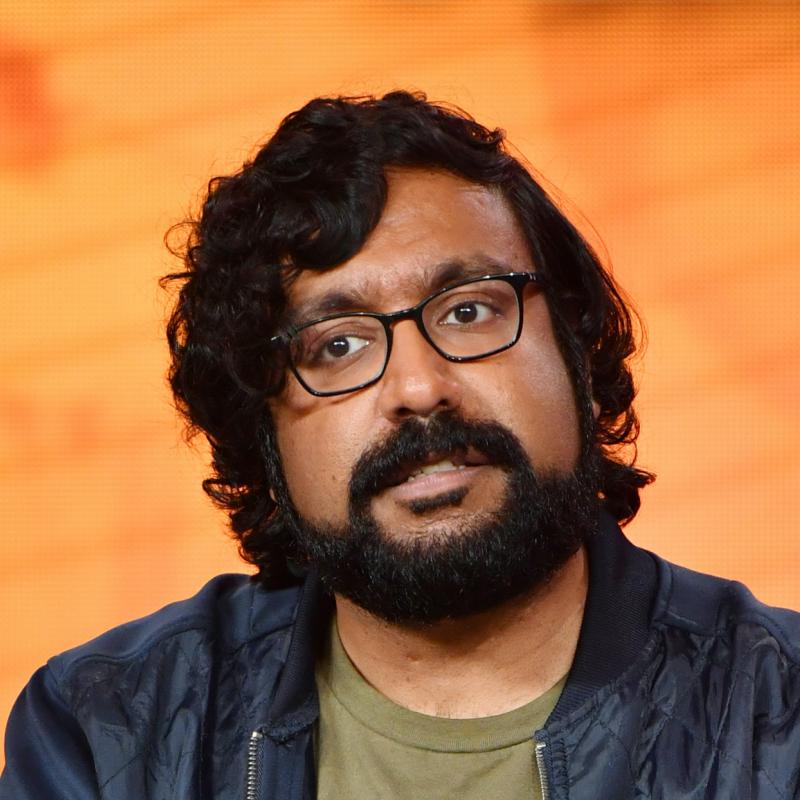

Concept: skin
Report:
left=269, top=168, right=588, bottom=717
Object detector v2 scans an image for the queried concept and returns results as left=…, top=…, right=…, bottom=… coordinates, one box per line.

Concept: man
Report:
left=2, top=92, right=799, bottom=799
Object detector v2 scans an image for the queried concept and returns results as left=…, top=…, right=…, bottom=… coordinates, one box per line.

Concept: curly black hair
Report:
left=163, top=90, right=654, bottom=587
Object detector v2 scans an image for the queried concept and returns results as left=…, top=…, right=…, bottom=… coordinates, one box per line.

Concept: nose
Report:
left=375, top=319, right=463, bottom=422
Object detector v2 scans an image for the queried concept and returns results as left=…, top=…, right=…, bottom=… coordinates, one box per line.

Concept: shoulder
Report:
left=2, top=575, right=307, bottom=797
left=634, top=554, right=800, bottom=795
left=648, top=554, right=800, bottom=719
left=47, top=573, right=304, bottom=699
left=651, top=555, right=800, bottom=661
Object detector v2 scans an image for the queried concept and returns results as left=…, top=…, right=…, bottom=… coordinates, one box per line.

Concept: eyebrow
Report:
left=286, top=255, right=517, bottom=327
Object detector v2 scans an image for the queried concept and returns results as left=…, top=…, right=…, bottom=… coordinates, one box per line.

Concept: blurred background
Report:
left=1, top=1, right=798, bottom=751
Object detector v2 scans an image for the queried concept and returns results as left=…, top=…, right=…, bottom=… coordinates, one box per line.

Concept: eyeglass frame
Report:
left=270, top=271, right=549, bottom=398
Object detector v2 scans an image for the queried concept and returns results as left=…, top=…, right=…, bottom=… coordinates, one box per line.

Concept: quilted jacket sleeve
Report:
left=0, top=665, right=100, bottom=799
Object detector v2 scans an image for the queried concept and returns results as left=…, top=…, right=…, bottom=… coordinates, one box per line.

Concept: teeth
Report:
left=405, top=459, right=466, bottom=482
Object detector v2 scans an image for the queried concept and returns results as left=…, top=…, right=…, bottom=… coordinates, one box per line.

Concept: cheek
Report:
left=494, top=329, right=581, bottom=472
left=270, top=388, right=371, bottom=523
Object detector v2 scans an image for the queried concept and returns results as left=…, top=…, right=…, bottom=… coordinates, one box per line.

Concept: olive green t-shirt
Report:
left=315, top=620, right=565, bottom=800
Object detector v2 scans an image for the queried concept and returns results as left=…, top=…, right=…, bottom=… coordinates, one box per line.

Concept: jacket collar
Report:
left=265, top=510, right=658, bottom=734
left=264, top=567, right=330, bottom=739
left=548, top=510, right=657, bottom=722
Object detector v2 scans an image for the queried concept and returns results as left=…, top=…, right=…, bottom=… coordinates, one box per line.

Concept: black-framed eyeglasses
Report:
left=271, top=271, right=548, bottom=397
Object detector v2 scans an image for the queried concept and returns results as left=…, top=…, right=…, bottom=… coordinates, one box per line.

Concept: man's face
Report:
left=268, top=169, right=593, bottom=621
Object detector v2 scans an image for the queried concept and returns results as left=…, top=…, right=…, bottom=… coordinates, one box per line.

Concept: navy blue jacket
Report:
left=2, top=515, right=800, bottom=799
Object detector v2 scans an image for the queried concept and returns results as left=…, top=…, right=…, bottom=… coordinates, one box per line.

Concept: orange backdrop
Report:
left=2, top=2, right=799, bottom=752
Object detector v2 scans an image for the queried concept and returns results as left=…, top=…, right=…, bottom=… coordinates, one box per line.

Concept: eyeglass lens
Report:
left=290, top=278, right=521, bottom=395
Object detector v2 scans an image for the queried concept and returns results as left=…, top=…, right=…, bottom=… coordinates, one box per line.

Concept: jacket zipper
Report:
left=534, top=738, right=550, bottom=800
left=246, top=729, right=265, bottom=800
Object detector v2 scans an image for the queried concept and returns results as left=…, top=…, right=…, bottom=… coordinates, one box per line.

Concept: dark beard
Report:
left=279, top=412, right=601, bottom=626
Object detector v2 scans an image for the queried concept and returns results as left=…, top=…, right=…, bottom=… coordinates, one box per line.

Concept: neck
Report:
left=334, top=546, right=588, bottom=718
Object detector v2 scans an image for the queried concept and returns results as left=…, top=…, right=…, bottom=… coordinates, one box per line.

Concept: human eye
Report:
left=434, top=283, right=512, bottom=328
left=317, top=333, right=371, bottom=362
left=440, top=298, right=497, bottom=326
left=431, top=279, right=518, bottom=331
left=294, top=321, right=374, bottom=368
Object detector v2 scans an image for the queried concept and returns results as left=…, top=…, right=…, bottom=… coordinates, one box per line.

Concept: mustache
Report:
left=348, top=412, right=532, bottom=504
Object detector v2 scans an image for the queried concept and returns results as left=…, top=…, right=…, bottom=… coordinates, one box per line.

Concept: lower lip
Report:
left=383, top=465, right=486, bottom=504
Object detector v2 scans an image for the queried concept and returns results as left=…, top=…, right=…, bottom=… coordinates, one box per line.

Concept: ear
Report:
left=591, top=397, right=601, bottom=421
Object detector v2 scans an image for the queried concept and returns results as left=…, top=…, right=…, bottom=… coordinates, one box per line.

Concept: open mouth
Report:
left=384, top=448, right=491, bottom=489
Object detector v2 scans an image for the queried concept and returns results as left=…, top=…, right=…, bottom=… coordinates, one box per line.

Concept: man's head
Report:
left=164, top=91, right=652, bottom=619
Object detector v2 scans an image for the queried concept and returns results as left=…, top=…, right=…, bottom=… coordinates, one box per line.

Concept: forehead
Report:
left=284, top=169, right=534, bottom=319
